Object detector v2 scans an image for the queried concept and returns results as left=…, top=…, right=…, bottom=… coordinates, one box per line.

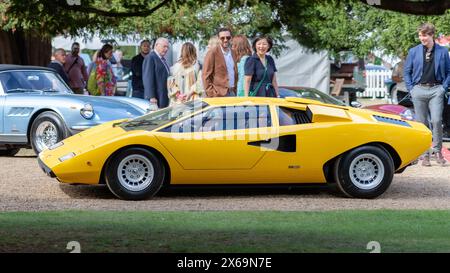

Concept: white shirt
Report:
left=154, top=51, right=170, bottom=73
left=221, top=46, right=235, bottom=88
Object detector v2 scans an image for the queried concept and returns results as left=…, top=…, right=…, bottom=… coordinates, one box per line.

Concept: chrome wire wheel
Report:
left=35, top=121, right=58, bottom=152
left=349, top=153, right=385, bottom=190
left=117, top=154, right=154, bottom=192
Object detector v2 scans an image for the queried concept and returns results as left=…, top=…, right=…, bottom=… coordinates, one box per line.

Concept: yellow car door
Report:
left=154, top=105, right=278, bottom=170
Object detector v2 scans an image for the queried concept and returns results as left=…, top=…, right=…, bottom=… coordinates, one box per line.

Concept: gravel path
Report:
left=0, top=148, right=449, bottom=212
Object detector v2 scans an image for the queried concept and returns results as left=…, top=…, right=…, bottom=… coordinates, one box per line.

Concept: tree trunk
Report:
left=0, top=30, right=51, bottom=66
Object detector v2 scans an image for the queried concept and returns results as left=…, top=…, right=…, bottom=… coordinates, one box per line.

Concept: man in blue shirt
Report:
left=404, top=23, right=450, bottom=166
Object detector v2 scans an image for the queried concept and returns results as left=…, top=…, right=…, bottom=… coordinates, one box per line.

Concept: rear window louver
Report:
left=373, top=115, right=411, bottom=127
left=294, top=111, right=312, bottom=124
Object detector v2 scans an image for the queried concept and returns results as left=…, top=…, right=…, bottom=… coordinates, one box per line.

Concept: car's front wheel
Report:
left=333, top=145, right=394, bottom=199
left=105, top=147, right=165, bottom=200
left=30, top=111, right=69, bottom=154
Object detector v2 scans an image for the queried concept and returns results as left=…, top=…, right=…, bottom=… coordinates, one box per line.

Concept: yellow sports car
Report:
left=38, top=97, right=431, bottom=200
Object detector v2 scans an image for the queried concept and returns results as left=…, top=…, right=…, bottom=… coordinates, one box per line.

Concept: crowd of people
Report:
left=47, top=27, right=280, bottom=108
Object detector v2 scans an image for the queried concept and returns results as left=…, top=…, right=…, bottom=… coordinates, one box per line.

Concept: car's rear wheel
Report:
left=105, top=147, right=165, bottom=200
left=0, top=148, right=20, bottom=156
left=30, top=111, right=69, bottom=154
left=333, top=145, right=394, bottom=199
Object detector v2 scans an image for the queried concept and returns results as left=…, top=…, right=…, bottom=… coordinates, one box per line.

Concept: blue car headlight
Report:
left=80, top=103, right=94, bottom=119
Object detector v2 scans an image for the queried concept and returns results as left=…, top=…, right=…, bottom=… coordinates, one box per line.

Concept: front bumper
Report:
left=37, top=157, right=56, bottom=178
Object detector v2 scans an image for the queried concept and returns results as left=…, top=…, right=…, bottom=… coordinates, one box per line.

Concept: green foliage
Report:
left=1, top=0, right=450, bottom=58
left=279, top=0, right=450, bottom=57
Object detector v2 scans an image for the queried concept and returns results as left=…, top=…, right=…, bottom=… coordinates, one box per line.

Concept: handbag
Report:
left=87, top=63, right=100, bottom=96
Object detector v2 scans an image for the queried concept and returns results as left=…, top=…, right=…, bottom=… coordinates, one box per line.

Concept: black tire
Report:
left=105, top=147, right=165, bottom=200
left=333, top=145, right=394, bottom=199
left=0, top=148, right=20, bottom=156
left=30, top=111, right=69, bottom=154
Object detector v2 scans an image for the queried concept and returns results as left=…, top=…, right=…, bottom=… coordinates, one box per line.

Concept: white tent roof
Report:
left=52, top=34, right=141, bottom=50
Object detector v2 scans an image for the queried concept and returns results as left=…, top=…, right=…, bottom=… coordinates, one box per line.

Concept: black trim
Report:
left=37, top=157, right=56, bottom=178
left=248, top=134, right=296, bottom=152
left=373, top=115, right=412, bottom=127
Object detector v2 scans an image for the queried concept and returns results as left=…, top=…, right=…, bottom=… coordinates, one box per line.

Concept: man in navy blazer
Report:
left=404, top=23, right=449, bottom=166
left=142, top=37, right=170, bottom=108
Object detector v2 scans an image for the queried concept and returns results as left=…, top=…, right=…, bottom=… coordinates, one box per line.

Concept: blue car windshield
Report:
left=0, top=70, right=73, bottom=94
left=119, top=100, right=209, bottom=131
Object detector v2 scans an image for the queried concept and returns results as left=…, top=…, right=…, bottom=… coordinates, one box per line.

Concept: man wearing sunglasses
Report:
left=203, top=27, right=238, bottom=97
left=404, top=23, right=450, bottom=166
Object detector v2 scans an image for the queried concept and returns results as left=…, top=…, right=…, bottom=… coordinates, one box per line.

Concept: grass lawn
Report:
left=0, top=210, right=449, bottom=253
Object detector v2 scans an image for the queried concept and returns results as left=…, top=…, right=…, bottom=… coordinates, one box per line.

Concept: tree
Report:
left=1, top=0, right=288, bottom=65
left=1, top=0, right=450, bottom=66
left=276, top=0, right=450, bottom=57
left=359, top=0, right=450, bottom=15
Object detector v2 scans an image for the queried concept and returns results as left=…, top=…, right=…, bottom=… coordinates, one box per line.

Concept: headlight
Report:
left=400, top=109, right=414, bottom=120
left=80, top=103, right=94, bottom=119
left=59, top=152, right=75, bottom=162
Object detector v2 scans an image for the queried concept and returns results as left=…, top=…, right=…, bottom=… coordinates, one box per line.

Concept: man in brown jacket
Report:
left=202, top=28, right=238, bottom=97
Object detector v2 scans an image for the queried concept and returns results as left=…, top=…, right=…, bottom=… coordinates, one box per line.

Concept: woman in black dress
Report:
left=244, top=36, right=279, bottom=97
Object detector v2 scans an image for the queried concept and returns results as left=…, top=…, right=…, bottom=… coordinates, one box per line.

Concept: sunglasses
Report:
left=220, top=36, right=232, bottom=41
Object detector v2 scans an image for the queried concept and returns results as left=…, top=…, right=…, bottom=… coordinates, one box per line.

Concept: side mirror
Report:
left=351, top=101, right=362, bottom=108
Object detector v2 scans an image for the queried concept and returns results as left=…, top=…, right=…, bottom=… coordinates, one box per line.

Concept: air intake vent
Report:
left=373, top=115, right=411, bottom=127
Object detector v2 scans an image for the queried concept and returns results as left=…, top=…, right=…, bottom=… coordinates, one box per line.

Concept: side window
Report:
left=201, top=107, right=225, bottom=132
left=160, top=105, right=272, bottom=133
left=232, top=105, right=271, bottom=130
left=159, top=107, right=224, bottom=133
left=278, top=106, right=311, bottom=126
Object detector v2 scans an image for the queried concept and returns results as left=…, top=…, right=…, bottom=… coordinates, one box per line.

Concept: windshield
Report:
left=119, top=100, right=209, bottom=131
left=280, top=87, right=345, bottom=106
left=295, top=88, right=346, bottom=106
left=0, top=70, right=73, bottom=94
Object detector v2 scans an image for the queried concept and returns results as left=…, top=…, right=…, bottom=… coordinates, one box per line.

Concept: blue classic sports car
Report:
left=0, top=65, right=152, bottom=155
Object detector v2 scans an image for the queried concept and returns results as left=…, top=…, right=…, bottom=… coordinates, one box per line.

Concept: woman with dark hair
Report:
left=91, top=44, right=116, bottom=96
left=232, top=35, right=252, bottom=97
left=244, top=36, right=279, bottom=97
left=167, top=42, right=204, bottom=104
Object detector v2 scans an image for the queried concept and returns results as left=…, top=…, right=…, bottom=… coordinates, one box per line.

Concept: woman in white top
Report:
left=167, top=42, right=204, bottom=104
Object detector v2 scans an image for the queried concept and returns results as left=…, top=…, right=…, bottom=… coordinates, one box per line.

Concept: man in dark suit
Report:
left=48, top=48, right=70, bottom=85
left=142, top=37, right=170, bottom=108
left=404, top=22, right=450, bottom=166
left=131, top=39, right=151, bottom=99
